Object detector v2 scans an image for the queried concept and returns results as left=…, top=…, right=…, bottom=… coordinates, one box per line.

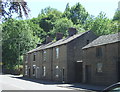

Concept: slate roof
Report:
left=27, top=31, right=89, bottom=53
left=82, top=32, right=120, bottom=49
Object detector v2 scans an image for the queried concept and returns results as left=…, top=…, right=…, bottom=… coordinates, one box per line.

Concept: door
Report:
left=28, top=68, right=30, bottom=77
left=62, top=68, right=65, bottom=83
left=85, top=65, right=91, bottom=83
left=118, top=60, right=120, bottom=81
left=75, top=62, right=83, bottom=82
left=36, top=67, right=40, bottom=78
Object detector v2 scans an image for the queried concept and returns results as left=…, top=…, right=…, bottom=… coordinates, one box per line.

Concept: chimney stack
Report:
left=68, top=27, right=77, bottom=36
left=56, top=32, right=63, bottom=41
left=46, top=36, right=52, bottom=43
left=36, top=43, right=42, bottom=48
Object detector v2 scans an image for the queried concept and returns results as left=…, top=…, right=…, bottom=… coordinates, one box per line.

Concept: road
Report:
left=0, top=74, right=81, bottom=91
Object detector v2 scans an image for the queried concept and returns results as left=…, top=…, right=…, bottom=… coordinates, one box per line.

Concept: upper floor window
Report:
left=25, top=65, right=28, bottom=75
left=25, top=55, right=28, bottom=63
left=56, top=47, right=59, bottom=59
left=96, top=47, right=102, bottom=57
left=97, top=63, right=103, bottom=73
left=43, top=50, right=47, bottom=61
left=33, top=52, right=36, bottom=61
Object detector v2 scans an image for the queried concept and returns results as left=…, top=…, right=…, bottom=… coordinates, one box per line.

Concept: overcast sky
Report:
left=26, top=0, right=120, bottom=19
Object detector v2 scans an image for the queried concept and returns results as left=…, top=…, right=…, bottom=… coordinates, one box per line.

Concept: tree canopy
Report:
left=0, top=0, right=30, bottom=19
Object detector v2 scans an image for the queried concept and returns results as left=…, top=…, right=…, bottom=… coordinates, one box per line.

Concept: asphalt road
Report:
left=0, top=74, right=82, bottom=91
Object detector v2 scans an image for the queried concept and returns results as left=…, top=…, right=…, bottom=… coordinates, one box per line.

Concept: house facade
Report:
left=23, top=28, right=97, bottom=83
left=82, top=33, right=120, bottom=85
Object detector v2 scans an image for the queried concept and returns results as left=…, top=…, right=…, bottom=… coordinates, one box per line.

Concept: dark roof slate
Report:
left=27, top=31, right=88, bottom=53
left=82, top=32, right=120, bottom=49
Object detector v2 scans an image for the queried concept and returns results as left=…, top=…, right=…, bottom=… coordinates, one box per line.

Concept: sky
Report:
left=26, top=0, right=120, bottom=19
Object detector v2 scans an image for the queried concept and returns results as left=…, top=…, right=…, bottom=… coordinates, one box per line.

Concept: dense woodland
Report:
left=1, top=2, right=120, bottom=70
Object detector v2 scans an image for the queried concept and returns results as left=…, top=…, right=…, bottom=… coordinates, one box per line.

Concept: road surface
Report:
left=0, top=74, right=79, bottom=91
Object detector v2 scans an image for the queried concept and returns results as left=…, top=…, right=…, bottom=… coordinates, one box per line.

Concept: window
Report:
left=43, top=50, right=47, bottom=61
left=33, top=65, right=36, bottom=76
left=25, top=65, right=27, bottom=75
left=97, top=63, right=103, bottom=73
left=33, top=52, right=36, bottom=61
left=25, top=55, right=28, bottom=63
left=42, top=66, right=46, bottom=77
left=56, top=48, right=59, bottom=59
left=55, top=66, right=59, bottom=78
left=96, top=47, right=102, bottom=57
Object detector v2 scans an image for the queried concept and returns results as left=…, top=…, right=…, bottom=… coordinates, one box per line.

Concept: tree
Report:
left=0, top=0, right=30, bottom=19
left=90, top=12, right=118, bottom=35
left=37, top=7, right=62, bottom=33
left=51, top=17, right=74, bottom=37
left=2, top=19, right=39, bottom=69
left=113, top=10, right=120, bottom=32
left=63, top=3, right=89, bottom=25
left=113, top=10, right=120, bottom=21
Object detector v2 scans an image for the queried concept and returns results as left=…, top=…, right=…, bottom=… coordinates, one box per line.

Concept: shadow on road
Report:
left=11, top=75, right=64, bottom=85
left=10, top=75, right=106, bottom=91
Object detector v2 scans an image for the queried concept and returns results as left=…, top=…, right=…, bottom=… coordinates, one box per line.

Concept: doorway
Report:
left=85, top=65, right=91, bottom=83
left=28, top=68, right=30, bottom=77
left=75, top=62, right=83, bottom=82
left=118, top=60, right=120, bottom=81
left=62, top=68, right=65, bottom=83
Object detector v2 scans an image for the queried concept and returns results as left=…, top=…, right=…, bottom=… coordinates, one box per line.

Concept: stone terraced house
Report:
left=82, top=32, right=120, bottom=86
left=23, top=28, right=97, bottom=83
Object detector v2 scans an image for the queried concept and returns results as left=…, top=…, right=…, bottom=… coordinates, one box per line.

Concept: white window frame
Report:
left=56, top=47, right=59, bottom=59
left=25, top=55, right=28, bottom=63
left=55, top=66, right=59, bottom=78
left=97, top=63, right=103, bottom=73
left=43, top=66, right=46, bottom=77
left=25, top=65, right=28, bottom=75
left=43, top=50, right=47, bottom=61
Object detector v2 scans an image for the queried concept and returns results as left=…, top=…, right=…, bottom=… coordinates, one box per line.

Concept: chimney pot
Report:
left=56, top=32, right=63, bottom=41
left=46, top=36, right=52, bottom=43
left=68, top=27, right=77, bottom=36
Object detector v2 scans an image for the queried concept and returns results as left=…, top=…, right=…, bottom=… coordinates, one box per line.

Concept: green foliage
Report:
left=113, top=10, right=120, bottom=32
left=52, top=17, right=74, bottom=36
left=91, top=12, right=117, bottom=35
left=1, top=1, right=30, bottom=19
left=38, top=7, right=62, bottom=33
left=113, top=10, right=120, bottom=21
left=63, top=3, right=89, bottom=25
left=2, top=19, right=39, bottom=69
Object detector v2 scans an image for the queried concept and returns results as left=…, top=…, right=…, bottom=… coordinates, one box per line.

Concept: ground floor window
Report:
left=33, top=65, right=36, bottom=76
left=55, top=66, right=59, bottom=78
left=25, top=65, right=27, bottom=75
left=97, top=63, right=103, bottom=73
left=42, top=66, right=46, bottom=77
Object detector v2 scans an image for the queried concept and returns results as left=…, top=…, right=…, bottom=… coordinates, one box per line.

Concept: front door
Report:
left=36, top=67, right=40, bottom=78
left=85, top=65, right=91, bottom=83
left=28, top=68, right=30, bottom=77
left=62, top=68, right=65, bottom=83
left=75, top=62, right=83, bottom=82
left=118, top=60, right=120, bottom=81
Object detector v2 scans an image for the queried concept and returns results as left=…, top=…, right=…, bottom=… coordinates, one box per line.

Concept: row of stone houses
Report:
left=23, top=28, right=120, bottom=86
